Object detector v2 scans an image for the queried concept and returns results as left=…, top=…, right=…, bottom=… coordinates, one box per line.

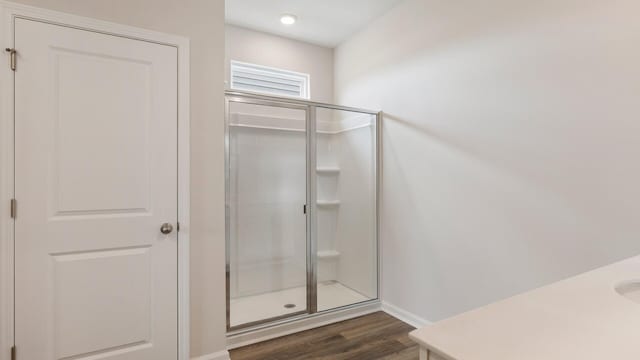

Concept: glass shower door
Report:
left=226, top=98, right=309, bottom=330
left=314, top=107, right=378, bottom=312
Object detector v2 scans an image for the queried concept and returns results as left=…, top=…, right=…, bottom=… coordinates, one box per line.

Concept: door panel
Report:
left=14, top=18, right=178, bottom=360
left=53, top=247, right=152, bottom=358
left=227, top=100, right=308, bottom=329
left=53, top=47, right=152, bottom=215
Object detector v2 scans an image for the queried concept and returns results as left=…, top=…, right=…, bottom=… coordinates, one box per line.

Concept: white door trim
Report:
left=0, top=2, right=191, bottom=359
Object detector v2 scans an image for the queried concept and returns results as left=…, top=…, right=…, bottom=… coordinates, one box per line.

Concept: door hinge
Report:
left=303, top=204, right=307, bottom=214
left=10, top=345, right=16, bottom=360
left=10, top=199, right=16, bottom=219
left=176, top=222, right=180, bottom=232
left=5, top=48, right=16, bottom=71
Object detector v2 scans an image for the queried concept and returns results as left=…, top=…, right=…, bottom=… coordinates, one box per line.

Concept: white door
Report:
left=14, top=18, right=178, bottom=360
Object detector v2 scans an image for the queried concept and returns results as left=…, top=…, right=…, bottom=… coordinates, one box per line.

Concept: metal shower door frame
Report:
left=224, top=90, right=380, bottom=333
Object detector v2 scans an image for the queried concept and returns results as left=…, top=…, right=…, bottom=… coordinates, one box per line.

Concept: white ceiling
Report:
left=225, top=0, right=404, bottom=48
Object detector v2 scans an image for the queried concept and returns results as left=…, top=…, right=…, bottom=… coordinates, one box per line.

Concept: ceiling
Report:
left=225, top=0, right=404, bottom=48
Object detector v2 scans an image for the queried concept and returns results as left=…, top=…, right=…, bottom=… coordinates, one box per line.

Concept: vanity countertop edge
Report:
left=409, top=254, right=640, bottom=360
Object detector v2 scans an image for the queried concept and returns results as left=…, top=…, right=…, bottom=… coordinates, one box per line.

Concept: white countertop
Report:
left=409, top=255, right=640, bottom=360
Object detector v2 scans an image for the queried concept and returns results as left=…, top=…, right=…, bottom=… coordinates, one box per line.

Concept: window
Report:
left=230, top=61, right=310, bottom=99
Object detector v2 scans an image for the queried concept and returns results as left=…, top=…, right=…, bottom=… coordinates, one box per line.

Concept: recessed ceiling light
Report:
left=280, top=14, right=297, bottom=25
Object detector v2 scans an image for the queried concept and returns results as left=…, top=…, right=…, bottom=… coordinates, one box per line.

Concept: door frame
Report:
left=0, top=2, right=191, bottom=359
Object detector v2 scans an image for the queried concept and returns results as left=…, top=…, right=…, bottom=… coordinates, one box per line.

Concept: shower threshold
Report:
left=230, top=281, right=369, bottom=328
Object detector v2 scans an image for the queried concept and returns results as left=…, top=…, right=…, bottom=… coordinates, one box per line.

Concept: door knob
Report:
left=160, top=223, right=174, bottom=234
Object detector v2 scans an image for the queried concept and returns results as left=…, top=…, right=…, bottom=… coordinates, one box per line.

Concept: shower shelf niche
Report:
left=316, top=167, right=340, bottom=174
left=317, top=200, right=341, bottom=207
left=317, top=250, right=341, bottom=260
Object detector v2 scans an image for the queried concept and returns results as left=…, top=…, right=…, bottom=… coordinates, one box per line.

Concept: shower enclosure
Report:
left=225, top=91, right=380, bottom=331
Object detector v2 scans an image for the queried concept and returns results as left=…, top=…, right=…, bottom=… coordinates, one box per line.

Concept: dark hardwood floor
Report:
left=229, top=312, right=419, bottom=360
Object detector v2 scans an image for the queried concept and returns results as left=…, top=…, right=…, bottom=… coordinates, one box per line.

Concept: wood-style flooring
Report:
left=229, top=312, right=418, bottom=360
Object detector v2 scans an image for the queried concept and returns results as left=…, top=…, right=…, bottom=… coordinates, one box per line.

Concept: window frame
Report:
left=230, top=60, right=311, bottom=100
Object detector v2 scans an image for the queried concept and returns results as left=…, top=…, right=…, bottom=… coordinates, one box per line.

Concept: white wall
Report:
left=225, top=24, right=334, bottom=103
left=335, top=0, right=640, bottom=322
left=8, top=0, right=227, bottom=357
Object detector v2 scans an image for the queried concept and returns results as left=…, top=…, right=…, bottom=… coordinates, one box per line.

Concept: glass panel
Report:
left=315, top=107, right=378, bottom=312
left=228, top=100, right=308, bottom=328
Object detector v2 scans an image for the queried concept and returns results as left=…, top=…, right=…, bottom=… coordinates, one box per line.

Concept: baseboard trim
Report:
left=381, top=301, right=431, bottom=328
left=191, top=350, right=230, bottom=360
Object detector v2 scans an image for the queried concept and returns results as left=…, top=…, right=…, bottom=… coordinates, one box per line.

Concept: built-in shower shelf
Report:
left=317, top=250, right=341, bottom=260
left=317, top=200, right=341, bottom=207
left=229, top=113, right=373, bottom=134
left=316, top=167, right=340, bottom=174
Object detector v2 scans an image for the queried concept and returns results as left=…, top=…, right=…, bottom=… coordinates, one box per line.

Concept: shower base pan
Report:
left=230, top=282, right=369, bottom=328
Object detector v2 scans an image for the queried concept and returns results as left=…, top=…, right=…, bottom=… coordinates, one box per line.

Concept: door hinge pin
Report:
left=10, top=345, right=16, bottom=360
left=10, top=199, right=16, bottom=219
left=176, top=222, right=180, bottom=232
left=5, top=48, right=16, bottom=71
left=303, top=204, right=307, bottom=214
